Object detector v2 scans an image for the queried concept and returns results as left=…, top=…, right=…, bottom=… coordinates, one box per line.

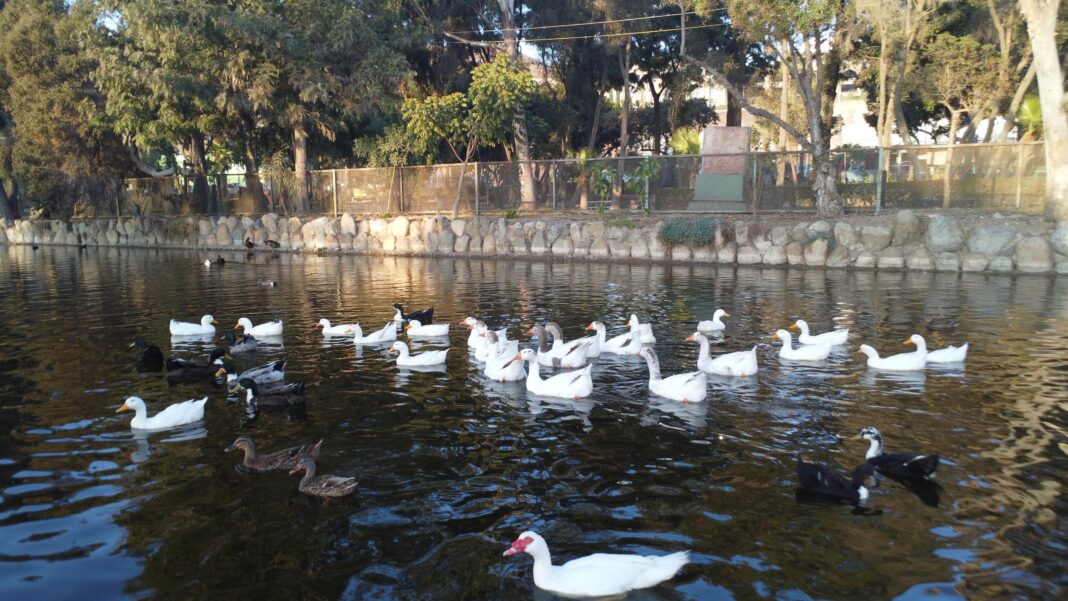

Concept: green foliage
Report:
left=592, top=165, right=616, bottom=201
left=657, top=215, right=725, bottom=246
left=378, top=211, right=393, bottom=219
left=1018, top=95, right=1042, bottom=140
left=503, top=208, right=518, bottom=219
left=605, top=217, right=640, bottom=229
left=353, top=125, right=425, bottom=167
left=669, top=127, right=702, bottom=155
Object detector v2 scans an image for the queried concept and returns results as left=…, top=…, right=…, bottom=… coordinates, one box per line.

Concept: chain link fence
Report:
left=116, top=142, right=1048, bottom=218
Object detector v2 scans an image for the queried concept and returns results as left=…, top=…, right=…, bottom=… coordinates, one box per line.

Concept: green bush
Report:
left=805, top=230, right=837, bottom=251
left=504, top=208, right=518, bottom=219
left=657, top=216, right=724, bottom=246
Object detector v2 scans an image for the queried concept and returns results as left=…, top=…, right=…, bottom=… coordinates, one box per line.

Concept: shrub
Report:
left=658, top=216, right=724, bottom=246
left=805, top=230, right=837, bottom=251
left=504, top=208, right=518, bottom=219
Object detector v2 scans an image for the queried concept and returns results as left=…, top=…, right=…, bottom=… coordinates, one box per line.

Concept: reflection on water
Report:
left=1, top=246, right=1067, bottom=599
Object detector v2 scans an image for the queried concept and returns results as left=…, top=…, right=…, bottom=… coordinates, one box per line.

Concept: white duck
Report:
left=169, top=315, right=217, bottom=336
left=697, top=309, right=729, bottom=333
left=791, top=319, right=849, bottom=346
left=353, top=323, right=397, bottom=345
left=389, top=341, right=448, bottom=367
left=545, top=322, right=600, bottom=358
left=462, top=317, right=483, bottom=347
left=503, top=531, right=690, bottom=598
left=771, top=329, right=832, bottom=362
left=585, top=321, right=642, bottom=355
left=858, top=334, right=927, bottom=371
left=317, top=318, right=357, bottom=336
left=516, top=349, right=593, bottom=398
left=115, top=396, right=207, bottom=430
left=688, top=332, right=759, bottom=377
left=529, top=325, right=590, bottom=369
left=926, top=342, right=968, bottom=363
left=628, top=314, right=657, bottom=344
left=235, top=317, right=284, bottom=337
left=406, top=319, right=449, bottom=338
left=484, top=331, right=526, bottom=382
left=640, top=348, right=707, bottom=403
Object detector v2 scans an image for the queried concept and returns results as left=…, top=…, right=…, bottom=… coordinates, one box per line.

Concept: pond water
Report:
left=1, top=246, right=1066, bottom=600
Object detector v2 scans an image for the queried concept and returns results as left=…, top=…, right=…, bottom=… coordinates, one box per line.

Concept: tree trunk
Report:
left=188, top=131, right=211, bottom=214
left=497, top=0, right=536, bottom=211
left=293, top=126, right=310, bottom=213
left=614, top=42, right=631, bottom=208
left=776, top=52, right=790, bottom=186
left=1, top=178, right=19, bottom=220
left=726, top=93, right=742, bottom=127
left=813, top=155, right=843, bottom=218
left=452, top=140, right=477, bottom=219
left=241, top=117, right=268, bottom=213
left=943, top=110, right=962, bottom=208
left=649, top=79, right=663, bottom=155
left=876, top=37, right=890, bottom=147
left=586, top=61, right=608, bottom=155
left=997, top=60, right=1036, bottom=142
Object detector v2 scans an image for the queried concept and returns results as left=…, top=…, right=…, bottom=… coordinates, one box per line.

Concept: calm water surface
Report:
left=1, top=246, right=1066, bottom=600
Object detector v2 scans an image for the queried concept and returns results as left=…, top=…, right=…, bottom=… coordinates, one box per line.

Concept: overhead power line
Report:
left=444, top=7, right=728, bottom=35
left=446, top=22, right=728, bottom=45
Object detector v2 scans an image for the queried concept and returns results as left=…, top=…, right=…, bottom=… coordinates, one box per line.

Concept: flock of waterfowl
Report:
left=120, top=293, right=968, bottom=596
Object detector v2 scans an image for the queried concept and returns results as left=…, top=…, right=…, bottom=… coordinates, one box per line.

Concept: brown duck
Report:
left=225, top=437, right=322, bottom=472
left=289, top=458, right=357, bottom=498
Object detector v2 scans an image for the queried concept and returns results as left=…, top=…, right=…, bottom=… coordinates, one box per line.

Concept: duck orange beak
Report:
left=215, top=368, right=226, bottom=377
left=584, top=323, right=594, bottom=331
left=233, top=322, right=240, bottom=329
left=768, top=333, right=780, bottom=340
left=685, top=334, right=695, bottom=341
left=723, top=312, right=731, bottom=317
left=211, top=319, right=218, bottom=325
left=789, top=323, right=799, bottom=331
left=903, top=338, right=914, bottom=345
left=115, top=404, right=130, bottom=413
left=513, top=353, right=522, bottom=361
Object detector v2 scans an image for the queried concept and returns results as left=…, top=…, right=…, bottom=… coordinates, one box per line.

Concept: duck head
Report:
left=686, top=332, right=707, bottom=343
left=115, top=396, right=146, bottom=415
left=288, top=458, right=316, bottom=476
left=903, top=334, right=926, bottom=350
left=316, top=319, right=331, bottom=329
left=460, top=317, right=478, bottom=329
left=388, top=341, right=408, bottom=355
left=859, top=426, right=883, bottom=443
left=857, top=344, right=879, bottom=359
left=514, top=349, right=536, bottom=363
left=790, top=319, right=809, bottom=334
left=503, top=531, right=546, bottom=557
left=714, top=309, right=730, bottom=319
left=406, top=320, right=424, bottom=330
left=202, top=315, right=218, bottom=327
left=584, top=321, right=604, bottom=332
left=225, top=436, right=254, bottom=453
left=235, top=317, right=254, bottom=331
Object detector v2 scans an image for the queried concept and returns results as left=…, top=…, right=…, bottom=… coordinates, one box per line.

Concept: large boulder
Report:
left=340, top=213, right=356, bottom=235
left=803, top=238, right=829, bottom=266
left=876, top=247, right=905, bottom=269
left=906, top=247, right=933, bottom=270
left=826, top=246, right=850, bottom=268
left=960, top=251, right=989, bottom=272
left=854, top=250, right=876, bottom=268
left=892, top=210, right=921, bottom=246
left=715, top=242, right=736, bottom=264
left=590, top=239, right=611, bottom=258
left=988, top=255, right=1013, bottom=272
left=786, top=242, right=804, bottom=265
left=530, top=231, right=549, bottom=255
left=1014, top=236, right=1052, bottom=273
left=769, top=226, right=790, bottom=246
left=551, top=237, right=573, bottom=256
left=388, top=216, right=409, bottom=238
left=834, top=222, right=858, bottom=251
left=368, top=218, right=389, bottom=239
left=609, top=240, right=632, bottom=259
left=737, top=245, right=761, bottom=265
left=438, top=228, right=456, bottom=253
left=481, top=234, right=497, bottom=254
left=807, top=220, right=832, bottom=235
left=861, top=224, right=893, bottom=252
left=671, top=245, right=692, bottom=261
left=925, top=215, right=964, bottom=252
left=1049, top=222, right=1068, bottom=256
left=454, top=234, right=470, bottom=253
left=967, top=222, right=1017, bottom=256
left=763, top=244, right=787, bottom=265
left=630, top=237, right=650, bottom=259
left=934, top=252, right=960, bottom=272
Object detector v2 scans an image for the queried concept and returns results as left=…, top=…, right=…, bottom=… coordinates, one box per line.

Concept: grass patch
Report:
left=657, top=216, right=725, bottom=246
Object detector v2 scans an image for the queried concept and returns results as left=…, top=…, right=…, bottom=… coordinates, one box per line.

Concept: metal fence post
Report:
left=331, top=170, right=339, bottom=216
left=474, top=162, right=480, bottom=215
left=875, top=146, right=885, bottom=214
left=551, top=162, right=557, bottom=210
left=1015, top=143, right=1024, bottom=209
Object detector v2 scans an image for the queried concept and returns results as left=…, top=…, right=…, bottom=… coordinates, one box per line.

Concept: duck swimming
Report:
left=859, top=426, right=940, bottom=478
left=166, top=348, right=227, bottom=381
left=516, top=349, right=593, bottom=399
left=289, top=459, right=358, bottom=498
left=170, top=315, right=217, bottom=336
left=771, top=330, right=832, bottom=362
left=130, top=337, right=164, bottom=372
left=796, top=453, right=874, bottom=504
left=858, top=334, right=927, bottom=371
left=791, top=319, right=849, bottom=346
left=585, top=321, right=641, bottom=356
left=237, top=377, right=305, bottom=409
left=697, top=309, right=729, bottom=333
left=389, top=341, right=448, bottom=367
left=226, top=437, right=322, bottom=472
left=235, top=317, right=283, bottom=337
left=115, top=396, right=207, bottom=430
left=393, top=303, right=434, bottom=325
left=688, top=333, right=758, bottom=377
left=221, top=331, right=258, bottom=354
left=640, top=348, right=707, bottom=403
left=352, top=323, right=397, bottom=345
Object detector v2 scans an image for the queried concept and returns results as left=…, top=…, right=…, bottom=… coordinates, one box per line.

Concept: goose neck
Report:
left=865, top=436, right=883, bottom=459
left=643, top=352, right=662, bottom=382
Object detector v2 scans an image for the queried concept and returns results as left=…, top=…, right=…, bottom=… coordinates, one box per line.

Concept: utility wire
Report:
left=444, top=7, right=729, bottom=35
left=447, top=22, right=727, bottom=45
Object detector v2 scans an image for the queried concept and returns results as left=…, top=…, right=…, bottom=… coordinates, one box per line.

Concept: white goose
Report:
left=688, top=332, right=759, bottom=377
left=406, top=319, right=449, bottom=338
left=926, top=342, right=968, bottom=363
left=317, top=318, right=357, bottom=336
left=115, top=396, right=207, bottom=430
left=697, top=309, right=729, bottom=333
left=771, top=329, right=832, bottom=362
left=628, top=314, right=657, bottom=344
left=389, top=341, right=448, bottom=367
left=791, top=319, right=849, bottom=346
left=235, top=317, right=284, bottom=337
left=352, top=323, right=397, bottom=345
left=585, top=321, right=642, bottom=355
left=503, top=531, right=690, bottom=598
left=545, top=322, right=600, bottom=358
left=529, top=325, right=590, bottom=368
left=640, top=348, right=707, bottom=402
left=484, top=331, right=526, bottom=382
left=462, top=317, right=483, bottom=347
left=858, top=334, right=927, bottom=371
left=516, top=349, right=593, bottom=398
left=169, top=315, right=217, bottom=336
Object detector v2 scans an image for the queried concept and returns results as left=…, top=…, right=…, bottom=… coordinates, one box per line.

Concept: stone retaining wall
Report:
left=4, top=211, right=1068, bottom=275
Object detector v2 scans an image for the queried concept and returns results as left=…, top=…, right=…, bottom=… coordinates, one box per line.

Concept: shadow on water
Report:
left=0, top=246, right=1067, bottom=599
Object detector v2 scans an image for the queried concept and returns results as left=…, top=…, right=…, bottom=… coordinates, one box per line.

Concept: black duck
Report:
left=130, top=337, right=164, bottom=372
left=392, top=303, right=434, bottom=325
left=236, top=377, right=305, bottom=409
left=860, top=426, right=940, bottom=478
left=796, top=453, right=874, bottom=504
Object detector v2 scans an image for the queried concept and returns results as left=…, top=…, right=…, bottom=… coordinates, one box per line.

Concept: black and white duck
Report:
left=289, top=458, right=357, bottom=498
left=244, top=237, right=255, bottom=250
left=166, top=348, right=227, bottom=381
left=859, top=426, right=940, bottom=478
left=796, top=453, right=875, bottom=504
left=226, top=437, right=321, bottom=472
left=392, top=303, right=434, bottom=325
left=203, top=255, right=226, bottom=267
left=130, top=337, right=164, bottom=372
left=236, top=377, right=305, bottom=409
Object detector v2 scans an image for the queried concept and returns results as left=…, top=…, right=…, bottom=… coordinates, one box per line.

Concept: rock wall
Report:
left=4, top=211, right=1068, bottom=275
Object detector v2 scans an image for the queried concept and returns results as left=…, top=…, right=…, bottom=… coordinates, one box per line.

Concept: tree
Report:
left=680, top=0, right=855, bottom=218
left=1018, top=0, right=1068, bottom=220
left=917, top=33, right=999, bottom=206
left=403, top=54, right=534, bottom=217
